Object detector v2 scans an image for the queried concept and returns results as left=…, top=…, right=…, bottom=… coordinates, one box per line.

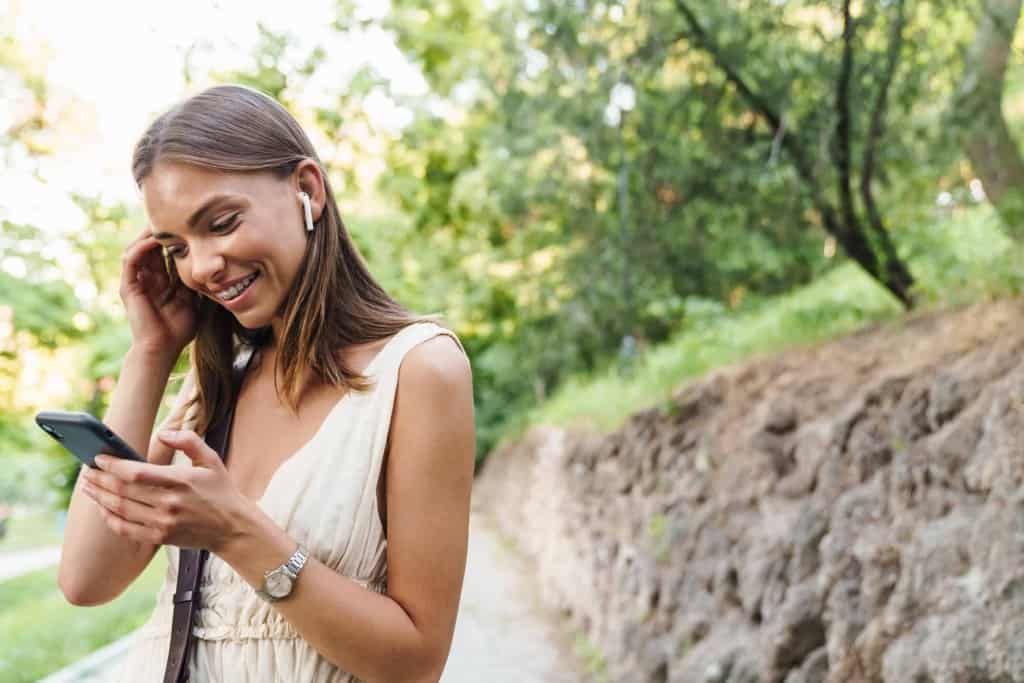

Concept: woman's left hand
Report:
left=80, top=430, right=251, bottom=552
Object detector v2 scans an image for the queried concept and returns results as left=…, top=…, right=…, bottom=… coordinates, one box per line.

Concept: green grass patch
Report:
left=0, top=551, right=167, bottom=683
left=0, top=509, right=62, bottom=553
left=527, top=262, right=903, bottom=433
left=515, top=204, right=1022, bottom=436
left=572, top=630, right=610, bottom=683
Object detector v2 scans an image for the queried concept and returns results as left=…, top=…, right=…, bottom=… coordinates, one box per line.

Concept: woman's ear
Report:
left=293, top=160, right=326, bottom=222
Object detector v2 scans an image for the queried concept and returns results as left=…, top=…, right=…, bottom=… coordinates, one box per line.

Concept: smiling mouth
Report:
left=213, top=273, right=259, bottom=302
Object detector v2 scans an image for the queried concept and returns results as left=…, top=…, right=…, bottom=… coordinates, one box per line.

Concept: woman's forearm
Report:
left=102, top=346, right=178, bottom=460
left=217, top=506, right=442, bottom=683
left=58, top=346, right=177, bottom=605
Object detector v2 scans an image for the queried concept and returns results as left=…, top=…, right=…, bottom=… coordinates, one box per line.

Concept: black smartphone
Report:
left=35, top=411, right=146, bottom=468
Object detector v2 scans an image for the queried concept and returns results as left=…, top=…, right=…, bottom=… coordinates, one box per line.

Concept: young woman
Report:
left=57, top=84, right=476, bottom=682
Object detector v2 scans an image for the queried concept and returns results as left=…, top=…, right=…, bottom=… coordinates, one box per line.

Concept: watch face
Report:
left=266, top=571, right=292, bottom=598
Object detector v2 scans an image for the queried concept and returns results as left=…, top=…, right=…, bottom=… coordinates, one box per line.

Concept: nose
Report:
left=188, top=242, right=226, bottom=290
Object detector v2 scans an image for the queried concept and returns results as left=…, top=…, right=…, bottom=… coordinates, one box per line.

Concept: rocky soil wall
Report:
left=474, top=300, right=1024, bottom=682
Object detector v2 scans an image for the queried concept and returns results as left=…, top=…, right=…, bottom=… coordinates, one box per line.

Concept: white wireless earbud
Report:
left=297, top=191, right=314, bottom=233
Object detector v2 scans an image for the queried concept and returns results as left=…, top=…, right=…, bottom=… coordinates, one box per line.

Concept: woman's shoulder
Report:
left=404, top=319, right=466, bottom=351
left=364, top=320, right=464, bottom=360
left=396, top=325, right=471, bottom=392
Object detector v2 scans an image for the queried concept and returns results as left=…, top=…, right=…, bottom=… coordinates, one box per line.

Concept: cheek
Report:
left=263, top=233, right=308, bottom=279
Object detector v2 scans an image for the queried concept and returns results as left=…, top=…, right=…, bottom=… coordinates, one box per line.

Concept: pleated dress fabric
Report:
left=103, top=322, right=465, bottom=682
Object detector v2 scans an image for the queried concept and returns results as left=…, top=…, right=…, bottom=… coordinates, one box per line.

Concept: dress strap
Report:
left=375, top=321, right=466, bottom=371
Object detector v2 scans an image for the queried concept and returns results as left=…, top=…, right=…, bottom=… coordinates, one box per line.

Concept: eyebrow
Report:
left=151, top=194, right=240, bottom=240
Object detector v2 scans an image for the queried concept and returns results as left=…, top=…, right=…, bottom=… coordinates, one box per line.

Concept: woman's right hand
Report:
left=119, top=227, right=199, bottom=360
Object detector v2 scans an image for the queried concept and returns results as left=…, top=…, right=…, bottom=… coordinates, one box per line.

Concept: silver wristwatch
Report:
left=256, top=544, right=308, bottom=602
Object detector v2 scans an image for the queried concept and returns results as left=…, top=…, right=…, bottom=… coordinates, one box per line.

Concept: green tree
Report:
left=951, top=0, right=1024, bottom=236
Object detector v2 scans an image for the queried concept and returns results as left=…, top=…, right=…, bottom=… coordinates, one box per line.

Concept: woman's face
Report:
left=142, top=160, right=312, bottom=332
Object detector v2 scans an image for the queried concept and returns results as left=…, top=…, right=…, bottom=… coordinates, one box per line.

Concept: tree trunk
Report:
left=952, top=0, right=1024, bottom=237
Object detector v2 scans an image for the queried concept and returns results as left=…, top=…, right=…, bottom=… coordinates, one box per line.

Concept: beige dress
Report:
left=104, top=321, right=465, bottom=682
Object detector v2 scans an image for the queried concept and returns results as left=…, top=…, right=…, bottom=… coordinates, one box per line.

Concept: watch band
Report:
left=256, top=544, right=308, bottom=602
left=282, top=544, right=309, bottom=578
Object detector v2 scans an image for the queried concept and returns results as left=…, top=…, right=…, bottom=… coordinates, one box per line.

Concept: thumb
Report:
left=157, top=429, right=223, bottom=469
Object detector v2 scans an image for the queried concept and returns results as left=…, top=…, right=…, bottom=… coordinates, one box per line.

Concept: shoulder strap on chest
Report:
left=163, top=346, right=255, bottom=683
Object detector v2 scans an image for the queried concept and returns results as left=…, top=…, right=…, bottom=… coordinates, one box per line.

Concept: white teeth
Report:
left=215, top=273, right=257, bottom=301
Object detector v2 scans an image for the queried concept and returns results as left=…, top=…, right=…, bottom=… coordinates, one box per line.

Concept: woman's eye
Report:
left=210, top=214, right=240, bottom=233
left=166, top=246, right=186, bottom=259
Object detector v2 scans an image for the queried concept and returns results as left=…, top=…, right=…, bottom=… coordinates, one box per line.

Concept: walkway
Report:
left=441, top=508, right=584, bottom=682
left=0, top=545, right=62, bottom=582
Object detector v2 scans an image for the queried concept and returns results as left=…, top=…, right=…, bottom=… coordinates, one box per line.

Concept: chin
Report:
left=228, top=307, right=274, bottom=331
left=233, top=312, right=271, bottom=330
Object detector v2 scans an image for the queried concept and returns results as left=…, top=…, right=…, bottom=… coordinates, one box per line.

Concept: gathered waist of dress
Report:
left=140, top=572, right=388, bottom=643
left=196, top=575, right=387, bottom=641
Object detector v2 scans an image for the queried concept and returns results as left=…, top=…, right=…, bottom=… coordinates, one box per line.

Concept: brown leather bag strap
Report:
left=163, top=348, right=254, bottom=683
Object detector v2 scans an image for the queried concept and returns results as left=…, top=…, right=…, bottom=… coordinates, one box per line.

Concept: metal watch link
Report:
left=255, top=543, right=308, bottom=602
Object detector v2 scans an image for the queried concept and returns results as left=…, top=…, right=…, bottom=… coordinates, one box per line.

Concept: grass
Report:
left=526, top=261, right=903, bottom=433
left=0, top=551, right=167, bottom=683
left=0, top=509, right=63, bottom=553
left=572, top=630, right=610, bottom=683
left=516, top=203, right=1024, bottom=437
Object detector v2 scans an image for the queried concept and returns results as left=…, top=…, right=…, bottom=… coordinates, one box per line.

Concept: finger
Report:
left=94, top=454, right=187, bottom=487
left=136, top=243, right=171, bottom=286
left=122, top=228, right=157, bottom=258
left=86, top=490, right=165, bottom=546
left=121, top=236, right=164, bottom=284
left=156, top=431, right=222, bottom=468
left=81, top=466, right=167, bottom=508
left=81, top=479, right=164, bottom=527
left=123, top=226, right=154, bottom=250
left=149, top=259, right=170, bottom=289
left=158, top=271, right=190, bottom=308
left=165, top=284, right=195, bottom=309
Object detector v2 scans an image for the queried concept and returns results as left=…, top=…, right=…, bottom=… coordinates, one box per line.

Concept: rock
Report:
left=473, top=300, right=1024, bottom=682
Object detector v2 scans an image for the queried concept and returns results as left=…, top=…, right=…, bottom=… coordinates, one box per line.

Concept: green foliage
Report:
left=0, top=221, right=83, bottom=347
left=0, top=273, right=80, bottom=346
left=524, top=200, right=1017, bottom=436
left=0, top=508, right=63, bottom=551
left=358, top=0, right=978, bottom=454
left=529, top=261, right=902, bottom=434
left=572, top=630, right=610, bottom=683
left=0, top=556, right=166, bottom=682
left=902, top=204, right=1024, bottom=303
left=3, top=0, right=1023, bottom=507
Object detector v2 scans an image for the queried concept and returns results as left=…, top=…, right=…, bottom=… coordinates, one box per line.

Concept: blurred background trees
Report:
left=3, top=0, right=1024, bottom=507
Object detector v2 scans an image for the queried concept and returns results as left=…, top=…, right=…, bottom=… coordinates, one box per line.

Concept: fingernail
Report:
left=158, top=429, right=178, bottom=439
left=94, top=455, right=109, bottom=467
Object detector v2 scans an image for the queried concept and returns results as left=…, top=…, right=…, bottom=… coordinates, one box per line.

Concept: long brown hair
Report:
left=132, top=84, right=438, bottom=434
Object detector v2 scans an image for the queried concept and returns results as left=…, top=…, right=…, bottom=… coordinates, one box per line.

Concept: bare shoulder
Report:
left=399, top=333, right=472, bottom=391
left=388, top=331, right=474, bottom=467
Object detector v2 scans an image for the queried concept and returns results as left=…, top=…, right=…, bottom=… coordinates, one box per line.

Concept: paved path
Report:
left=42, top=509, right=585, bottom=682
left=441, top=509, right=584, bottom=682
left=0, top=545, right=62, bottom=582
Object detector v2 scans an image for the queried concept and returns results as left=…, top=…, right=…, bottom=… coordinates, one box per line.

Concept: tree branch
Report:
left=671, top=0, right=845, bottom=238
left=861, top=0, right=905, bottom=237
left=672, top=0, right=781, bottom=130
left=834, top=0, right=857, bottom=234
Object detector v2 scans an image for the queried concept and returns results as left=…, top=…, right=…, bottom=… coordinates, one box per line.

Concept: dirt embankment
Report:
left=474, top=299, right=1024, bottom=682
